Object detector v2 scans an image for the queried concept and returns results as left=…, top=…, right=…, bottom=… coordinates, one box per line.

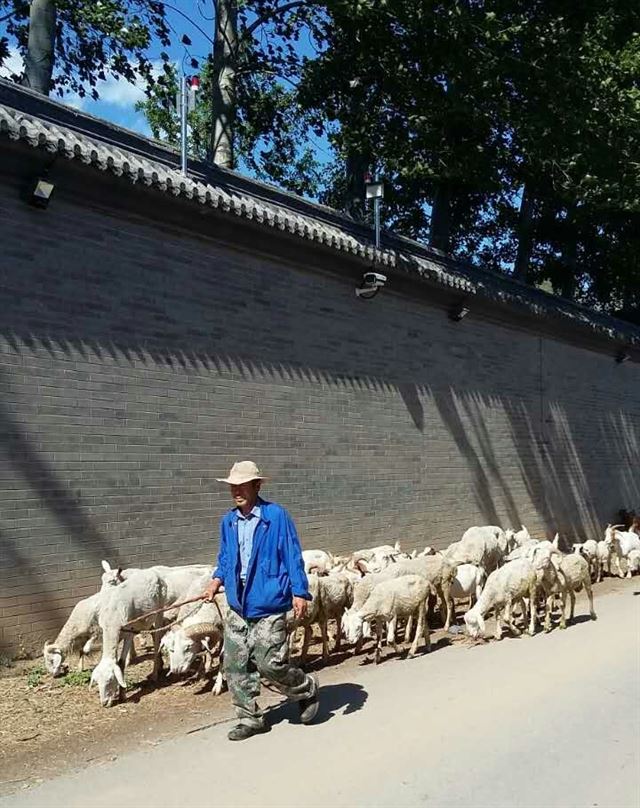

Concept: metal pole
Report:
left=374, top=196, right=381, bottom=250
left=180, top=74, right=188, bottom=176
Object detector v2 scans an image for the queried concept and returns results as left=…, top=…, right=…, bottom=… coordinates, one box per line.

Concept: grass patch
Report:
left=61, top=669, right=92, bottom=687
left=26, top=665, right=45, bottom=688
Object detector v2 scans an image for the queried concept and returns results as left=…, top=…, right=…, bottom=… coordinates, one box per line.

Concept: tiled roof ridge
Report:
left=0, top=78, right=638, bottom=348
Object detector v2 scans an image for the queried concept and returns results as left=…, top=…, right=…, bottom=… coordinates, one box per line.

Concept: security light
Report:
left=30, top=177, right=55, bottom=209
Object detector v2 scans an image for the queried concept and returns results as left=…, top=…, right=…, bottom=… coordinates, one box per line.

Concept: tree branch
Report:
left=156, top=1, right=214, bottom=45
left=245, top=1, right=310, bottom=37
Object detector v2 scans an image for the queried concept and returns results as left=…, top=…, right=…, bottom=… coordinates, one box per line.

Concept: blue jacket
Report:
left=212, top=498, right=311, bottom=618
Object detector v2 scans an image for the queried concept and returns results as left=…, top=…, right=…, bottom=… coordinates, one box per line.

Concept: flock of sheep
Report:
left=41, top=522, right=640, bottom=709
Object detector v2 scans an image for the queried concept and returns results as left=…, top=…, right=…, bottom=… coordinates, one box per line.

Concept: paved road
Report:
left=3, top=585, right=639, bottom=808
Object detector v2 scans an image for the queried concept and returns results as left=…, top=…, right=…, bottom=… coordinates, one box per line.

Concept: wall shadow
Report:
left=1, top=198, right=638, bottom=651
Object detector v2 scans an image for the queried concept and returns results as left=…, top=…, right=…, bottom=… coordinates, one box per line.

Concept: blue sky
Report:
left=0, top=0, right=218, bottom=136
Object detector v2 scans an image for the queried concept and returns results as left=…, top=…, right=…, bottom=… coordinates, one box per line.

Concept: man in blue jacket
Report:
left=203, top=460, right=319, bottom=741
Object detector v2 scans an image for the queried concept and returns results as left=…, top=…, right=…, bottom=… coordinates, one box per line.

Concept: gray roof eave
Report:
left=0, top=78, right=638, bottom=349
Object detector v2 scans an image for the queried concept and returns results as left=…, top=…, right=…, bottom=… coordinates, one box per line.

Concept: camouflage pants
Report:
left=224, top=609, right=316, bottom=729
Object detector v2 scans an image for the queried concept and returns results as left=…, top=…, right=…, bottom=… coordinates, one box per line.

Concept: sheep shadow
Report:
left=565, top=614, right=597, bottom=626
left=126, top=673, right=176, bottom=703
left=267, top=682, right=368, bottom=727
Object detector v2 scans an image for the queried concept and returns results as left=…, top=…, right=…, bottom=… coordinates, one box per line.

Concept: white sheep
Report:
left=302, top=549, right=335, bottom=576
left=316, top=572, right=353, bottom=660
left=100, top=560, right=211, bottom=603
left=90, top=569, right=167, bottom=707
left=464, top=558, right=541, bottom=640
left=335, top=542, right=404, bottom=574
left=348, top=574, right=431, bottom=664
left=341, top=565, right=414, bottom=649
left=160, top=582, right=228, bottom=695
left=554, top=553, right=597, bottom=624
left=604, top=525, right=640, bottom=578
left=627, top=549, right=640, bottom=575
left=288, top=571, right=354, bottom=664
left=43, top=592, right=102, bottom=677
left=505, top=525, right=532, bottom=551
left=505, top=537, right=540, bottom=561
left=449, top=563, right=486, bottom=612
left=571, top=540, right=599, bottom=581
left=393, top=554, right=457, bottom=631
left=446, top=526, right=507, bottom=575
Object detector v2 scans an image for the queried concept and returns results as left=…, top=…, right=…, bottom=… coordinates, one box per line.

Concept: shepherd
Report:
left=202, top=460, right=319, bottom=740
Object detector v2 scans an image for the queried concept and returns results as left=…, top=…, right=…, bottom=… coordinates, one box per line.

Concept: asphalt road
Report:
left=3, top=583, right=639, bottom=808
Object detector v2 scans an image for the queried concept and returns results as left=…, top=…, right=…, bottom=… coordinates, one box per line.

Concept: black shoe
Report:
left=227, top=723, right=269, bottom=741
left=299, top=675, right=320, bottom=725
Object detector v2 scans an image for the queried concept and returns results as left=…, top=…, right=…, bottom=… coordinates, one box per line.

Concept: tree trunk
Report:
left=429, top=182, right=452, bottom=252
left=21, top=0, right=56, bottom=95
left=344, top=151, right=369, bottom=220
left=211, top=0, right=238, bottom=169
left=559, top=206, right=578, bottom=299
left=513, top=184, right=536, bottom=282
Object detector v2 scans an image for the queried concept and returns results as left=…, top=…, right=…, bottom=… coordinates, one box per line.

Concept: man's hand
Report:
left=292, top=596, right=307, bottom=620
left=202, top=578, right=222, bottom=602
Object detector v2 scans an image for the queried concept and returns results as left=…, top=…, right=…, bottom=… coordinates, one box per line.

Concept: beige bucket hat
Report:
left=216, top=460, right=267, bottom=485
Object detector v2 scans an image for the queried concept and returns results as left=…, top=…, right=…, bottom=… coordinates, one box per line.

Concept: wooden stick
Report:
left=120, top=595, right=205, bottom=630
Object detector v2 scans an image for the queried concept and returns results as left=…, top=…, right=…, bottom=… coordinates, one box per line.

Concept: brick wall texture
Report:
left=1, top=182, right=639, bottom=654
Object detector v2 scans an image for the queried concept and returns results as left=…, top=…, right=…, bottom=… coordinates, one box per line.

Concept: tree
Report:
left=137, top=56, right=322, bottom=195
left=300, top=0, right=640, bottom=308
left=0, top=0, right=171, bottom=98
left=137, top=0, right=324, bottom=191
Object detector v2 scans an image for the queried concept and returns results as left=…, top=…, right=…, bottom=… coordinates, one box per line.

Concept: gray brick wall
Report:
left=0, top=179, right=638, bottom=654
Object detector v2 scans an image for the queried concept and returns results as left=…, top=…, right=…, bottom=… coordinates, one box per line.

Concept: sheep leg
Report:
left=444, top=582, right=454, bottom=631
left=405, top=614, right=414, bottom=642
left=494, top=609, right=503, bottom=640
left=333, top=616, right=342, bottom=653
left=299, top=624, right=312, bottom=665
left=212, top=648, right=225, bottom=696
left=568, top=590, right=576, bottom=622
left=584, top=578, right=597, bottom=620
left=374, top=622, right=383, bottom=665
left=528, top=586, right=537, bottom=635
left=118, top=633, right=133, bottom=670
left=409, top=602, right=429, bottom=656
left=557, top=588, right=567, bottom=630
left=422, top=602, right=431, bottom=652
left=439, top=583, right=453, bottom=631
left=504, top=599, right=521, bottom=636
left=543, top=593, right=553, bottom=633
left=387, top=617, right=399, bottom=656
left=616, top=554, right=625, bottom=579
left=151, top=616, right=165, bottom=681
left=320, top=619, right=330, bottom=663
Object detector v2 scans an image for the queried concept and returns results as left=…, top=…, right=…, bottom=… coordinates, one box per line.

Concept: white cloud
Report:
left=68, top=60, right=169, bottom=110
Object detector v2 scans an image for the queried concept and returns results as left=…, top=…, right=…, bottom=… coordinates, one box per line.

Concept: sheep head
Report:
left=90, top=658, right=126, bottom=707
left=464, top=608, right=484, bottom=639
left=341, top=608, right=364, bottom=644
left=43, top=641, right=67, bottom=677
left=160, top=627, right=203, bottom=675
left=100, top=559, right=125, bottom=589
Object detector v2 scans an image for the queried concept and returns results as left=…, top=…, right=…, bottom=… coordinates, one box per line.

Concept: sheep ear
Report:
left=51, top=651, right=63, bottom=670
left=394, top=541, right=401, bottom=551
left=116, top=568, right=124, bottom=581
left=552, top=535, right=560, bottom=549
left=114, top=664, right=126, bottom=689
left=101, top=560, right=111, bottom=573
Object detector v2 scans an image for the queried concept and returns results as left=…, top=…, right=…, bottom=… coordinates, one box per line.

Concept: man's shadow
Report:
left=267, top=682, right=368, bottom=727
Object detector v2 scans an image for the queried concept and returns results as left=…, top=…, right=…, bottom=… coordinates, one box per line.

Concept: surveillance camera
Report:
left=362, top=272, right=387, bottom=286
left=356, top=271, right=388, bottom=299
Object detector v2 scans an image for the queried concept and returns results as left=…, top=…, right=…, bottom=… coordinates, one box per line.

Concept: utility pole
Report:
left=178, top=75, right=200, bottom=175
